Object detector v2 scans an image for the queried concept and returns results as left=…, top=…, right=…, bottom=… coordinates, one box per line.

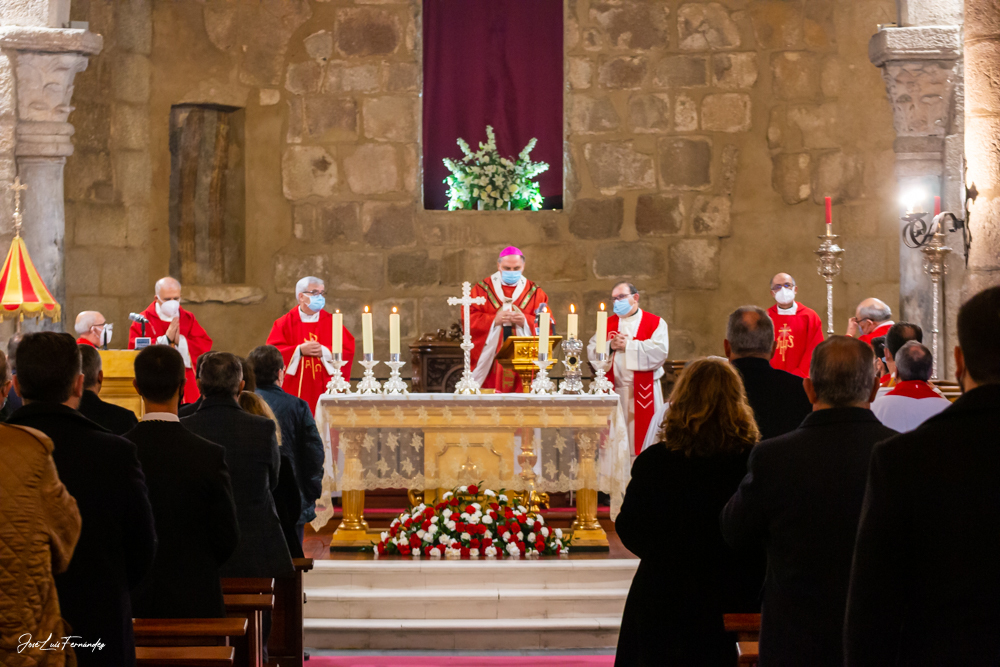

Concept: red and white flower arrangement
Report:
left=374, top=484, right=571, bottom=558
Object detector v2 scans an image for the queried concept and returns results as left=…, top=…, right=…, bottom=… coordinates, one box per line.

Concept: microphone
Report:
left=129, top=312, right=149, bottom=324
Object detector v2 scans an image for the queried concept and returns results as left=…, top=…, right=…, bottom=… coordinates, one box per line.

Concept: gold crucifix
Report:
left=9, top=176, right=26, bottom=237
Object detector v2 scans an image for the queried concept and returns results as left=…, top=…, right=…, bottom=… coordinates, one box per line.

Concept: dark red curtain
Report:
left=423, top=0, right=564, bottom=210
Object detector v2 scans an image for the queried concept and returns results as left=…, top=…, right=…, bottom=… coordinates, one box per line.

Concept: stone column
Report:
left=964, top=0, right=1000, bottom=296
left=0, top=27, right=101, bottom=328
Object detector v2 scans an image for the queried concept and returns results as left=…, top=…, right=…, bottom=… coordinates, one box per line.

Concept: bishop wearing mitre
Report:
left=266, top=276, right=355, bottom=413
left=128, top=277, right=213, bottom=404
left=587, top=282, right=669, bottom=456
left=469, top=246, right=550, bottom=392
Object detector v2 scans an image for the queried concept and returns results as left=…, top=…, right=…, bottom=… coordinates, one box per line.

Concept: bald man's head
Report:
left=155, top=277, right=181, bottom=301
left=770, top=273, right=797, bottom=308
left=856, top=298, right=892, bottom=325
left=809, top=335, right=877, bottom=407
left=74, top=311, right=107, bottom=345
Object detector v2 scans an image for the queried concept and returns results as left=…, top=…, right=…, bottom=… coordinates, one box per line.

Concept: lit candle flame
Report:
left=364, top=305, right=370, bottom=313
left=335, top=309, right=340, bottom=313
left=600, top=302, right=606, bottom=311
left=570, top=304, right=576, bottom=314
left=392, top=306, right=398, bottom=314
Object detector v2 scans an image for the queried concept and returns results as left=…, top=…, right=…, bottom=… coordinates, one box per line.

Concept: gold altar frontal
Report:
left=314, top=394, right=630, bottom=553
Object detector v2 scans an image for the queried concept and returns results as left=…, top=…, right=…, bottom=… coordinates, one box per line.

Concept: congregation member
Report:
left=586, top=281, right=669, bottom=456
left=128, top=276, right=213, bottom=404
left=871, top=336, right=889, bottom=383
left=846, top=297, right=894, bottom=344
left=846, top=286, right=1000, bottom=665
left=877, top=321, right=923, bottom=393
left=178, top=351, right=214, bottom=417
left=266, top=276, right=354, bottom=414
left=871, top=341, right=952, bottom=432
left=616, top=358, right=763, bottom=667
left=2, top=332, right=23, bottom=417
left=720, top=336, right=896, bottom=666
left=469, top=246, right=550, bottom=392
left=0, top=346, right=13, bottom=421
left=239, top=390, right=305, bottom=558
left=767, top=272, right=824, bottom=377
left=77, top=344, right=138, bottom=435
left=74, top=310, right=111, bottom=348
left=7, top=332, right=156, bottom=667
left=0, top=348, right=81, bottom=667
left=126, top=345, right=240, bottom=618
left=249, top=344, right=324, bottom=543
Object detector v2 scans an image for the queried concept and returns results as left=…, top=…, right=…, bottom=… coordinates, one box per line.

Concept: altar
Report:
left=312, top=393, right=630, bottom=551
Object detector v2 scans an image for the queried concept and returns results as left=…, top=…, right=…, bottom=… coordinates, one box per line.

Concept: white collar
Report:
left=298, top=307, right=320, bottom=323
left=777, top=302, right=798, bottom=315
left=142, top=412, right=180, bottom=422
left=619, top=307, right=643, bottom=324
left=154, top=301, right=175, bottom=322
left=490, top=271, right=527, bottom=306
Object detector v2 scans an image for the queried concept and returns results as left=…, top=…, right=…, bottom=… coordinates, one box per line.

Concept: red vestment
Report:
left=266, top=308, right=355, bottom=414
left=128, top=301, right=213, bottom=404
left=859, top=321, right=893, bottom=345
left=76, top=337, right=96, bottom=347
left=469, top=274, right=550, bottom=393
left=768, top=303, right=825, bottom=378
left=607, top=310, right=661, bottom=454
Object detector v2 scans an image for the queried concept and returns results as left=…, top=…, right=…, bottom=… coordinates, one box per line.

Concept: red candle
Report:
left=934, top=196, right=941, bottom=216
left=824, top=196, right=832, bottom=226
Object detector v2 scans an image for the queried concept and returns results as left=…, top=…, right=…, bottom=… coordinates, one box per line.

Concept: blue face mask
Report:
left=613, top=298, right=633, bottom=317
left=308, top=294, right=326, bottom=312
left=500, top=270, right=522, bottom=286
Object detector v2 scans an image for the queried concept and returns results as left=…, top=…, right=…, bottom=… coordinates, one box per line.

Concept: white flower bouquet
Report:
left=442, top=126, right=550, bottom=211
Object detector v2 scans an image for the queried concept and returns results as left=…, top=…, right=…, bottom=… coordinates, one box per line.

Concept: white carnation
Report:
left=431, top=516, right=440, bottom=523
left=469, top=548, right=480, bottom=558
left=416, top=529, right=425, bottom=539
left=506, top=543, right=521, bottom=556
left=482, top=515, right=493, bottom=525
left=439, top=534, right=450, bottom=545
left=554, top=528, right=563, bottom=539
left=526, top=518, right=535, bottom=527
left=429, top=547, right=442, bottom=558
left=541, top=527, right=549, bottom=538
left=485, top=546, right=498, bottom=558
left=498, top=494, right=508, bottom=503
left=484, top=489, right=496, bottom=497
left=380, top=531, right=389, bottom=541
left=461, top=532, right=471, bottom=541
left=527, top=532, right=536, bottom=543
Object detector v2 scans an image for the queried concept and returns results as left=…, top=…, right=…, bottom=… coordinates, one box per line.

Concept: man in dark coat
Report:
left=77, top=343, right=139, bottom=435
left=248, top=344, right=325, bottom=541
left=845, top=286, right=1000, bottom=666
left=125, top=345, right=240, bottom=618
left=721, top=336, right=896, bottom=666
left=724, top=306, right=813, bottom=440
left=182, top=352, right=293, bottom=578
left=7, top=332, right=156, bottom=667
left=178, top=351, right=214, bottom=417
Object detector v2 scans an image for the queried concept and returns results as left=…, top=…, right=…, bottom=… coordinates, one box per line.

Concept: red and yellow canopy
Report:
left=0, top=235, right=61, bottom=322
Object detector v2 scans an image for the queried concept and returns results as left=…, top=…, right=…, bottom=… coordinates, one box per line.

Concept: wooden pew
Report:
left=723, top=613, right=761, bottom=641
left=135, top=645, right=234, bottom=666
left=267, top=558, right=314, bottom=667
left=134, top=618, right=248, bottom=647
left=225, top=594, right=274, bottom=667
left=222, top=578, right=274, bottom=595
left=737, top=641, right=759, bottom=666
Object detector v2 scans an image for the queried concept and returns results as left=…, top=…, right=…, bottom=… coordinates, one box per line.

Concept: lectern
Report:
left=98, top=349, right=142, bottom=418
left=495, top=335, right=561, bottom=393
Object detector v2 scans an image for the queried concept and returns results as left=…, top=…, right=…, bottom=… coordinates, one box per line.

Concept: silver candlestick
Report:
left=589, top=352, right=614, bottom=395
left=324, top=353, right=353, bottom=395
left=453, top=340, right=481, bottom=394
left=448, top=282, right=486, bottom=395
left=815, top=233, right=845, bottom=336
left=559, top=337, right=585, bottom=394
left=530, top=352, right=556, bottom=395
left=383, top=353, right=409, bottom=394
left=921, top=229, right=952, bottom=380
left=356, top=354, right=383, bottom=395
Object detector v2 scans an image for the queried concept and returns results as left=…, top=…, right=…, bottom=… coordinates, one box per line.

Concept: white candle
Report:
left=389, top=306, right=400, bottom=355
left=362, top=306, right=373, bottom=355
left=539, top=309, right=550, bottom=356
left=567, top=304, right=578, bottom=340
left=332, top=310, right=343, bottom=355
left=596, top=303, right=608, bottom=354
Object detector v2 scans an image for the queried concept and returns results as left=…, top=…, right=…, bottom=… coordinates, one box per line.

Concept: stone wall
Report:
left=61, top=0, right=901, bottom=366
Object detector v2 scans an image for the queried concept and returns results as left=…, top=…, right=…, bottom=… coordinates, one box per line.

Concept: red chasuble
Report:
left=607, top=310, right=661, bottom=454
left=128, top=301, right=213, bottom=404
left=768, top=303, right=825, bottom=378
left=266, top=308, right=355, bottom=414
left=469, top=276, right=549, bottom=393
left=76, top=337, right=96, bottom=347
left=859, top=321, right=894, bottom=345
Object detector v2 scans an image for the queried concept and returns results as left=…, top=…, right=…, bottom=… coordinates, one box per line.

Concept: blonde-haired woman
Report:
left=615, top=357, right=764, bottom=667
left=239, top=391, right=304, bottom=559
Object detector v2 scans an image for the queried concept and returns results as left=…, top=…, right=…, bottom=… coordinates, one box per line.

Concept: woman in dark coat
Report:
left=615, top=357, right=764, bottom=666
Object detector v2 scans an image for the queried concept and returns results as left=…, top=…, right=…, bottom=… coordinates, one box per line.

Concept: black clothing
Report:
left=78, top=388, right=139, bottom=435
left=273, top=449, right=306, bottom=559
left=125, top=420, right=240, bottom=618
left=731, top=357, right=813, bottom=441
left=721, top=408, right=897, bottom=666
left=178, top=395, right=203, bottom=418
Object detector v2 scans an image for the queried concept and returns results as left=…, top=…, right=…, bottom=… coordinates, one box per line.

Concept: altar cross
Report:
left=10, top=176, right=26, bottom=237
left=447, top=281, right=486, bottom=345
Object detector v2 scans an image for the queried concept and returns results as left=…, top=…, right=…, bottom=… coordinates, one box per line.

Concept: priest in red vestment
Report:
left=74, top=310, right=110, bottom=348
left=128, top=277, right=213, bottom=404
left=469, top=247, right=550, bottom=392
left=586, top=282, right=669, bottom=456
left=846, top=297, right=894, bottom=345
left=266, top=276, right=355, bottom=414
left=767, top=273, right=824, bottom=378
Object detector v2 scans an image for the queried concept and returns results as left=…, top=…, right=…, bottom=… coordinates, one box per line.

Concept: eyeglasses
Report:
left=303, top=290, right=326, bottom=297
left=611, top=294, right=633, bottom=302
left=770, top=283, right=794, bottom=292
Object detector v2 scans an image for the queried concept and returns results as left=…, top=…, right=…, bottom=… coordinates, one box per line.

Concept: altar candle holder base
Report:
left=356, top=355, right=383, bottom=395
left=558, top=336, right=585, bottom=394
left=324, top=354, right=353, bottom=395
left=453, top=341, right=482, bottom=395
left=589, top=353, right=615, bottom=395
left=530, top=353, right=556, bottom=395
left=383, top=354, right=409, bottom=395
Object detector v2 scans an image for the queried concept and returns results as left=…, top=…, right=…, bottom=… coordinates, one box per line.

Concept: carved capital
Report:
left=879, top=59, right=957, bottom=139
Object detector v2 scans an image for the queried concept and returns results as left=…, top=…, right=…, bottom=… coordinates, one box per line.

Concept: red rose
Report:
left=409, top=535, right=421, bottom=547
left=389, top=526, right=398, bottom=537
left=422, top=519, right=432, bottom=530
left=470, top=538, right=481, bottom=549
left=504, top=508, right=515, bottom=519
left=517, top=541, right=526, bottom=552
left=460, top=547, right=471, bottom=558
left=399, top=544, right=410, bottom=555
left=436, top=502, right=446, bottom=510
left=376, top=543, right=386, bottom=555
left=535, top=540, right=545, bottom=551
left=467, top=485, right=479, bottom=495
left=483, top=538, right=493, bottom=547
left=489, top=502, right=499, bottom=511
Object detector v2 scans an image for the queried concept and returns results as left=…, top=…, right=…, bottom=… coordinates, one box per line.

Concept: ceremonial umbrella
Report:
left=0, top=177, right=61, bottom=330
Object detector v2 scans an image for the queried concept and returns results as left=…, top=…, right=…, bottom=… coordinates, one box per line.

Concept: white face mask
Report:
left=774, top=287, right=795, bottom=305
left=99, top=323, right=113, bottom=346
left=159, top=299, right=181, bottom=320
